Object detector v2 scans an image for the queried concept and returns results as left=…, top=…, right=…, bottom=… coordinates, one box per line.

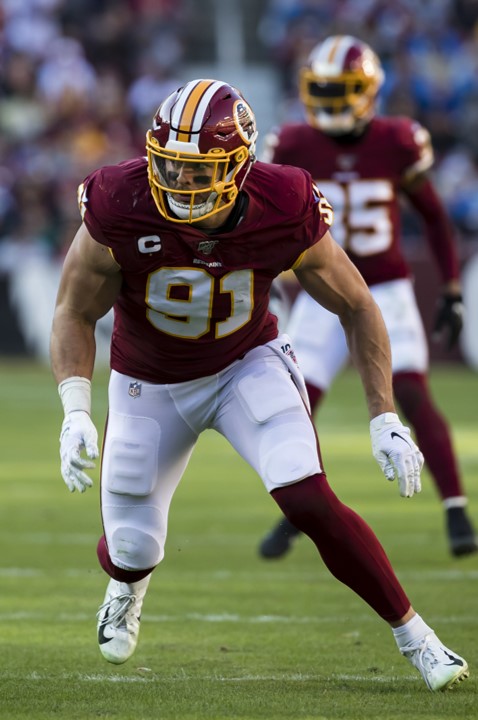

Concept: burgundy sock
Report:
left=97, top=535, right=155, bottom=583
left=305, top=382, right=325, bottom=415
left=393, top=371, right=463, bottom=500
left=272, top=474, right=410, bottom=622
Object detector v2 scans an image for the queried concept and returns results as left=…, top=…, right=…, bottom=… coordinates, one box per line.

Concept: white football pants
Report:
left=288, top=277, right=429, bottom=390
left=101, top=334, right=321, bottom=571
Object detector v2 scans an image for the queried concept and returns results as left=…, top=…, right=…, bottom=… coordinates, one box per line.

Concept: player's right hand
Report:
left=432, top=291, right=464, bottom=350
left=59, top=411, right=99, bottom=493
left=370, top=412, right=424, bottom=498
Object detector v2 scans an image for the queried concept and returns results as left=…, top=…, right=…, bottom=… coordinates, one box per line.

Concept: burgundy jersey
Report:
left=79, top=158, right=331, bottom=383
left=266, top=116, right=434, bottom=286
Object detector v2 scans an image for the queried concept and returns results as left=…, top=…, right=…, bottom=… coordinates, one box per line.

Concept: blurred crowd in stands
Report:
left=2, top=0, right=478, bottom=276
left=0, top=0, right=187, bottom=272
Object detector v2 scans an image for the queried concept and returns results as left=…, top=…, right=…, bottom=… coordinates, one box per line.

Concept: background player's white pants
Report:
left=288, top=277, right=429, bottom=390
left=101, top=335, right=321, bottom=571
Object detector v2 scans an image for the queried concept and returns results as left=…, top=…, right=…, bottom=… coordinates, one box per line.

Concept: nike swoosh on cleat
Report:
left=443, top=650, right=464, bottom=667
left=391, top=431, right=411, bottom=447
left=98, top=607, right=114, bottom=645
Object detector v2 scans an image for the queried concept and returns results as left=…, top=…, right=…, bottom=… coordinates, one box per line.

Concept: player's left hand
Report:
left=370, top=412, right=424, bottom=497
left=59, top=410, right=99, bottom=493
left=433, top=292, right=464, bottom=350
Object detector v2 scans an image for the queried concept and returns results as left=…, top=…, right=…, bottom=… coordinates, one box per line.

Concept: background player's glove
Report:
left=60, top=411, right=99, bottom=493
left=370, top=412, right=424, bottom=497
left=433, top=292, right=464, bottom=350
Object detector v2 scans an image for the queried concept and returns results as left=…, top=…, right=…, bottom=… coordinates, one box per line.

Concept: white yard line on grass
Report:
left=0, top=611, right=477, bottom=625
left=1, top=567, right=478, bottom=580
left=0, top=670, right=420, bottom=684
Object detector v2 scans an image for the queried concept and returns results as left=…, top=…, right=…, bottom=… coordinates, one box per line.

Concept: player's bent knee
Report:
left=261, top=434, right=321, bottom=491
left=110, top=527, right=162, bottom=570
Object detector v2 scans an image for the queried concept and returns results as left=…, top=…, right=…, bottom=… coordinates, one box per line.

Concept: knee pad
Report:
left=235, top=358, right=321, bottom=490
left=260, top=422, right=321, bottom=490
left=109, top=526, right=162, bottom=570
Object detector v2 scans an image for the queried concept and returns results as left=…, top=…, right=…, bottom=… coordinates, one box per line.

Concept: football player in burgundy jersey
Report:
left=51, top=79, right=468, bottom=690
left=259, top=35, right=477, bottom=561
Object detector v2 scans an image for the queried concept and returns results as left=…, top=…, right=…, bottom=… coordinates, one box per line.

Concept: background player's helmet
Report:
left=299, top=35, right=384, bottom=135
left=146, top=79, right=258, bottom=223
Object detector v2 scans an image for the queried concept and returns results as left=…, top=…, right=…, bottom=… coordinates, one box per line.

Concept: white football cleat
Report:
left=400, top=633, right=469, bottom=691
left=97, top=575, right=151, bottom=664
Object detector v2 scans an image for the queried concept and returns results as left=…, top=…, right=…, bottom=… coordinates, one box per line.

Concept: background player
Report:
left=259, top=35, right=477, bottom=561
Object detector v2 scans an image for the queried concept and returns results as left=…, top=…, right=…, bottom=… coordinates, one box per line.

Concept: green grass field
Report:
left=0, top=361, right=477, bottom=720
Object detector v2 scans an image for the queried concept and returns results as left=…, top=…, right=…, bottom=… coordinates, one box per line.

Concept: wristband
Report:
left=58, top=376, right=92, bottom=416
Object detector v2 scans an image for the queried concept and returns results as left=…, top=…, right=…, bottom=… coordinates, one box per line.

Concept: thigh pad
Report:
left=236, top=363, right=303, bottom=424
left=104, top=412, right=159, bottom=497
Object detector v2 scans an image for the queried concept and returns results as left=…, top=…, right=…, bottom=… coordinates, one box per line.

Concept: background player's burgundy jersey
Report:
left=267, top=116, right=433, bottom=287
left=80, top=158, right=330, bottom=382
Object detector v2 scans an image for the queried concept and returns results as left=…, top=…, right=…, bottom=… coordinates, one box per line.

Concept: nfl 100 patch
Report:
left=197, top=239, right=219, bottom=255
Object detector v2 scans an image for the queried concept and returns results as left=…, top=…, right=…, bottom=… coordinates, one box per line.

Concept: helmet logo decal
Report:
left=234, top=100, right=256, bottom=144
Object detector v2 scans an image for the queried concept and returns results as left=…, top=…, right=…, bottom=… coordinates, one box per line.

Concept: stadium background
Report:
left=1, top=0, right=478, bottom=367
left=1, top=5, right=477, bottom=716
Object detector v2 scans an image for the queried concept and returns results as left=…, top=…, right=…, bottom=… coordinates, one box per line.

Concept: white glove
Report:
left=370, top=412, right=424, bottom=497
left=60, top=411, right=99, bottom=493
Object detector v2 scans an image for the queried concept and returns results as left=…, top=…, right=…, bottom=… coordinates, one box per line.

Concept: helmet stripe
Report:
left=322, top=35, right=341, bottom=63
left=171, top=79, right=226, bottom=142
left=329, top=35, right=354, bottom=68
left=314, top=35, right=354, bottom=74
left=176, top=80, right=213, bottom=138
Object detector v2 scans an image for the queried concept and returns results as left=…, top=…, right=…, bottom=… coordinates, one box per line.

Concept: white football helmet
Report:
left=299, top=35, right=384, bottom=135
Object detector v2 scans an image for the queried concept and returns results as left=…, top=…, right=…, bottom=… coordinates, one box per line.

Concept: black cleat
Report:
left=258, top=517, right=302, bottom=559
left=446, top=506, right=478, bottom=557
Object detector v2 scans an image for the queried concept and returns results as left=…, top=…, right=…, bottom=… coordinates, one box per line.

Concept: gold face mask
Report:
left=147, top=136, right=249, bottom=223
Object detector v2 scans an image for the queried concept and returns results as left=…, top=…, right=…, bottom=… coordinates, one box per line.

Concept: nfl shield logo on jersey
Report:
left=128, top=381, right=142, bottom=398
